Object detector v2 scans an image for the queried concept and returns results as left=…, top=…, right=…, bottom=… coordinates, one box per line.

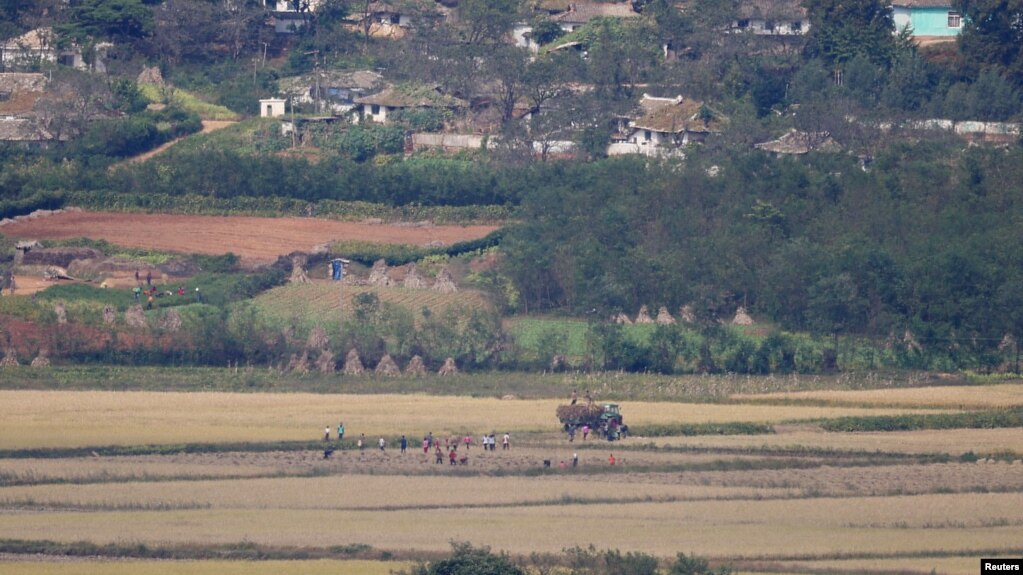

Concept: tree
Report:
left=58, top=0, right=155, bottom=43
left=403, top=542, right=525, bottom=575
left=954, top=0, right=1023, bottom=88
left=802, top=0, right=900, bottom=66
left=454, top=0, right=520, bottom=45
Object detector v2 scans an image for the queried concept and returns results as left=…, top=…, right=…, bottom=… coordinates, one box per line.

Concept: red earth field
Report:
left=2, top=211, right=500, bottom=265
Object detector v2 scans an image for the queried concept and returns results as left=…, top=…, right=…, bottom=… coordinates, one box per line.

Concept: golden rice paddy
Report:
left=732, top=382, right=1023, bottom=408
left=0, top=390, right=948, bottom=450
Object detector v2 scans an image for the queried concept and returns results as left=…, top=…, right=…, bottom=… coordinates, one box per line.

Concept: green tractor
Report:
left=556, top=403, right=625, bottom=440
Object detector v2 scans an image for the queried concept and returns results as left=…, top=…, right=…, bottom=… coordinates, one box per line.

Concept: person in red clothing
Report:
left=449, top=448, right=457, bottom=465
left=608, top=453, right=616, bottom=466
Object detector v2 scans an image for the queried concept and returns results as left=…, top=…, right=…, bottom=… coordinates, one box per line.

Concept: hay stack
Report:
left=102, top=306, right=116, bottom=324
left=613, top=313, right=632, bottom=324
left=343, top=348, right=364, bottom=375
left=306, top=326, right=329, bottom=350
left=432, top=266, right=457, bottom=293
left=287, top=351, right=311, bottom=374
left=159, top=309, right=182, bottom=332
left=438, top=357, right=458, bottom=375
left=315, top=349, right=336, bottom=373
left=54, top=302, right=67, bottom=324
left=678, top=305, right=696, bottom=323
left=375, top=354, right=402, bottom=376
left=556, top=404, right=602, bottom=422
left=405, top=355, right=427, bottom=376
left=403, top=263, right=428, bottom=289
left=635, top=305, right=654, bottom=324
left=656, top=306, right=675, bottom=325
left=368, top=259, right=394, bottom=287
left=125, top=305, right=147, bottom=328
left=31, top=350, right=50, bottom=367
left=0, top=348, right=19, bottom=367
left=551, top=354, right=567, bottom=370
left=288, top=255, right=311, bottom=284
left=731, top=306, right=754, bottom=325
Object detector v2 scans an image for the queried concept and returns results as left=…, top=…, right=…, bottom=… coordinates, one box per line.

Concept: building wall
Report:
left=893, top=6, right=961, bottom=36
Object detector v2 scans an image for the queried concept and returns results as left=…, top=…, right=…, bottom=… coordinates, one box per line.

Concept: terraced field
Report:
left=252, top=283, right=491, bottom=328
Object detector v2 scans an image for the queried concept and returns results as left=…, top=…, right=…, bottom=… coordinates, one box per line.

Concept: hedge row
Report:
left=63, top=191, right=512, bottom=224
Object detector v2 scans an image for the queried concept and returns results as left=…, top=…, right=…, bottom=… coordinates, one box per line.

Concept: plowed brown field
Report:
left=2, top=211, right=499, bottom=265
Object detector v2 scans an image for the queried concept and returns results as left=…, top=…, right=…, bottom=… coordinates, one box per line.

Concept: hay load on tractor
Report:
left=556, top=403, right=625, bottom=440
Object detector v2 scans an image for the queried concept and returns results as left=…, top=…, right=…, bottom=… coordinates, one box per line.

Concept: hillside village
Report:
left=0, top=0, right=1019, bottom=157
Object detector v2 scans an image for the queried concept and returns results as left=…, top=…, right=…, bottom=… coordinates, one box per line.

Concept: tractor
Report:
left=556, top=403, right=625, bottom=440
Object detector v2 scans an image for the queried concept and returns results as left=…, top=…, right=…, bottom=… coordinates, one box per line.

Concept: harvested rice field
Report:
left=732, top=382, right=1023, bottom=408
left=1, top=380, right=1021, bottom=575
left=0, top=390, right=949, bottom=450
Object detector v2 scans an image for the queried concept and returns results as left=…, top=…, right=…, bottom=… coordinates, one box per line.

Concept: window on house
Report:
left=948, top=12, right=961, bottom=28
left=792, top=21, right=802, bottom=32
left=644, top=130, right=652, bottom=141
left=371, top=104, right=380, bottom=115
left=266, top=105, right=272, bottom=116
left=737, top=19, right=749, bottom=28
left=389, top=14, right=400, bottom=24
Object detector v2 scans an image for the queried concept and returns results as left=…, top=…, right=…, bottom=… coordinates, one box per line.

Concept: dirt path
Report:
left=1, top=211, right=499, bottom=265
left=120, top=120, right=235, bottom=165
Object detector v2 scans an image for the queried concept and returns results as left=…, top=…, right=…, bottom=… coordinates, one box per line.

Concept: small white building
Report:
left=259, top=98, right=287, bottom=118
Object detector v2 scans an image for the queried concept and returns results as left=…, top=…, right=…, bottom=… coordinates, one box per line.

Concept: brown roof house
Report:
left=552, top=1, right=639, bottom=32
left=354, top=84, right=467, bottom=125
left=279, top=69, right=384, bottom=114
left=0, top=117, right=56, bottom=148
left=0, top=72, right=47, bottom=115
left=731, top=0, right=808, bottom=35
left=608, top=94, right=726, bottom=158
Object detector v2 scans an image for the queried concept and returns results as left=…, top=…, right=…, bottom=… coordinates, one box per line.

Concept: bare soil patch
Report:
left=1, top=212, right=499, bottom=265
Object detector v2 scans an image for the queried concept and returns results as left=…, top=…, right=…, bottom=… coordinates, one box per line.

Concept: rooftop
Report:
left=355, top=84, right=467, bottom=109
left=754, top=128, right=840, bottom=154
left=553, top=1, right=639, bottom=24
left=629, top=94, right=726, bottom=134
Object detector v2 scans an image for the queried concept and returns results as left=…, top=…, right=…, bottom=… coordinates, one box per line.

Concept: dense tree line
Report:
left=501, top=143, right=1023, bottom=354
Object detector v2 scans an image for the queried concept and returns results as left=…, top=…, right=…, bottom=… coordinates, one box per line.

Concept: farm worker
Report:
left=135, top=268, right=140, bottom=283
left=464, top=435, right=472, bottom=450
left=449, top=448, right=457, bottom=465
left=133, top=286, right=141, bottom=301
left=582, top=425, right=590, bottom=440
left=338, top=422, right=345, bottom=442
left=559, top=461, right=566, bottom=468
left=400, top=435, right=408, bottom=454
left=378, top=437, right=386, bottom=451
left=323, top=426, right=330, bottom=441
left=568, top=425, right=576, bottom=442
left=435, top=444, right=444, bottom=464
left=572, top=453, right=578, bottom=467
left=481, top=434, right=488, bottom=451
left=358, top=434, right=364, bottom=451
left=146, top=295, right=154, bottom=310
left=427, top=431, right=433, bottom=447
left=570, top=390, right=577, bottom=405
left=195, top=287, right=202, bottom=303
left=177, top=286, right=185, bottom=296
left=585, top=390, right=593, bottom=406
left=608, top=453, right=616, bottom=466
left=146, top=270, right=152, bottom=286
left=423, top=437, right=430, bottom=453
left=502, top=433, right=510, bottom=449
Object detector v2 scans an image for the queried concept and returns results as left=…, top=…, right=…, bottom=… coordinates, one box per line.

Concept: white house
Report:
left=278, top=70, right=384, bottom=114
left=609, top=94, right=726, bottom=157
left=353, top=85, right=466, bottom=124
left=731, top=0, right=809, bottom=35
left=259, top=98, right=287, bottom=118
left=1, top=28, right=111, bottom=71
